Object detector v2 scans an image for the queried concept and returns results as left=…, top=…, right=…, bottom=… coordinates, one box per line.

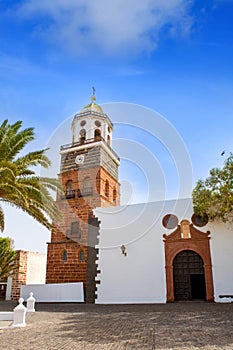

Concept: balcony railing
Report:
left=65, top=190, right=75, bottom=199
left=78, top=187, right=93, bottom=197
left=61, top=187, right=93, bottom=200
left=60, top=136, right=120, bottom=161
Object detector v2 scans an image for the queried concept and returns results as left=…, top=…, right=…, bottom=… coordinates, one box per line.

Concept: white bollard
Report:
left=12, top=298, right=27, bottom=327
left=27, top=292, right=36, bottom=312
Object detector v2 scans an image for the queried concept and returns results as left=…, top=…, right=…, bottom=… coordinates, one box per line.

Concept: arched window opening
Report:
left=113, top=187, right=117, bottom=203
left=105, top=180, right=109, bottom=197
left=62, top=250, right=67, bottom=261
left=107, top=135, right=111, bottom=145
left=79, top=129, right=86, bottom=143
left=94, top=129, right=101, bottom=141
left=96, top=170, right=101, bottom=194
left=66, top=180, right=74, bottom=198
left=79, top=250, right=85, bottom=262
left=83, top=176, right=91, bottom=189
left=83, top=176, right=92, bottom=196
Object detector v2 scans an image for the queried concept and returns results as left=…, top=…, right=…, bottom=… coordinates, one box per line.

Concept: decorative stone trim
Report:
left=163, top=220, right=214, bottom=302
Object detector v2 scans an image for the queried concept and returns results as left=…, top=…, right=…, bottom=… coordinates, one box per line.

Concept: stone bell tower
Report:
left=46, top=92, right=120, bottom=302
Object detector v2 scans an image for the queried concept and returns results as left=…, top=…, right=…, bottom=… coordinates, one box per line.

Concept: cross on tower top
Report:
left=91, top=86, right=96, bottom=102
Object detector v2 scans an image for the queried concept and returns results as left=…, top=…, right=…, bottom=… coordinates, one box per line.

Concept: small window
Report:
left=191, top=213, right=209, bottom=227
left=83, top=176, right=91, bottom=189
left=71, top=222, right=80, bottom=237
left=95, top=120, right=101, bottom=127
left=108, top=126, right=111, bottom=133
left=162, top=214, right=178, bottom=229
left=80, top=120, right=86, bottom=126
left=79, top=129, right=86, bottom=143
left=79, top=250, right=85, bottom=262
left=105, top=180, right=109, bottom=197
left=66, top=180, right=74, bottom=198
left=113, top=187, right=117, bottom=203
left=83, top=176, right=92, bottom=196
left=94, top=129, right=101, bottom=140
left=107, top=135, right=111, bottom=145
left=62, top=250, right=67, bottom=261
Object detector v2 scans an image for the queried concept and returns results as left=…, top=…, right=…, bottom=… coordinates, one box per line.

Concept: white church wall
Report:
left=20, top=282, right=84, bottom=302
left=208, top=221, right=233, bottom=302
left=95, top=198, right=193, bottom=304
left=5, top=277, right=12, bottom=301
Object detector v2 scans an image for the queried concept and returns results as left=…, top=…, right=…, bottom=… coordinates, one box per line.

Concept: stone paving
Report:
left=0, top=301, right=233, bottom=349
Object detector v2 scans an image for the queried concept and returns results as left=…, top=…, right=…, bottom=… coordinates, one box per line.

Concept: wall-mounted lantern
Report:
left=121, top=245, right=127, bottom=256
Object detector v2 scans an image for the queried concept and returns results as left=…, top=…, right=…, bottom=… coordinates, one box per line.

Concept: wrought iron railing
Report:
left=65, top=190, right=75, bottom=199
left=61, top=187, right=93, bottom=200
left=78, top=187, right=93, bottom=197
left=60, top=136, right=120, bottom=161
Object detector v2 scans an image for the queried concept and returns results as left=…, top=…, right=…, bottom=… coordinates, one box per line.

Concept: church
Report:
left=45, top=94, right=233, bottom=304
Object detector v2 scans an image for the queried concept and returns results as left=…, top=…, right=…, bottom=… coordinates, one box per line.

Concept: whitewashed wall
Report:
left=5, top=277, right=12, bottom=300
left=26, top=252, right=47, bottom=284
left=95, top=198, right=193, bottom=304
left=95, top=198, right=233, bottom=304
left=21, top=283, right=84, bottom=302
left=208, top=221, right=233, bottom=302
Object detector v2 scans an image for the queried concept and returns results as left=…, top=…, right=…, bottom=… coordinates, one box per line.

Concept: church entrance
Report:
left=0, top=282, right=7, bottom=300
left=173, top=250, right=206, bottom=301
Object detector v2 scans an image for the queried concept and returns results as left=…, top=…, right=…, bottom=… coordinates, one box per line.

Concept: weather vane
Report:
left=92, top=86, right=96, bottom=96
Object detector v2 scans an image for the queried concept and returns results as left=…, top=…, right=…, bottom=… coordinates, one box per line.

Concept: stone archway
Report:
left=163, top=219, right=214, bottom=302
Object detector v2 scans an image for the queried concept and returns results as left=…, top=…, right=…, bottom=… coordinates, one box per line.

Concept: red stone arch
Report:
left=163, top=222, right=214, bottom=302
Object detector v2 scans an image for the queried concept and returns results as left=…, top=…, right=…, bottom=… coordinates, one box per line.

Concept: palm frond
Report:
left=15, top=149, right=51, bottom=173
left=0, top=205, right=4, bottom=231
left=0, top=119, right=60, bottom=231
left=0, top=237, right=17, bottom=279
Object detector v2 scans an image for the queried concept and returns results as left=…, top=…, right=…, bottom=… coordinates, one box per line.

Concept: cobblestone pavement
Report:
left=0, top=301, right=233, bottom=350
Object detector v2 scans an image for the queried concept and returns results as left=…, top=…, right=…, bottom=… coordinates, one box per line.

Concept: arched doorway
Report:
left=173, top=250, right=206, bottom=301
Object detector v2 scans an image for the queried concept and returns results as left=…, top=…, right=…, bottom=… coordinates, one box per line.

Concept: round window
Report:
left=191, top=213, right=209, bottom=227
left=162, top=214, right=178, bottom=229
left=95, top=120, right=101, bottom=127
left=80, top=120, right=86, bottom=126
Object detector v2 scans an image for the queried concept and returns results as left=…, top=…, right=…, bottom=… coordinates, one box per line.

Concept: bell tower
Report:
left=46, top=93, right=120, bottom=301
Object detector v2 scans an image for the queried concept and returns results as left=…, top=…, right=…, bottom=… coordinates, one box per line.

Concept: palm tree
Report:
left=0, top=119, right=60, bottom=231
left=0, top=237, right=16, bottom=280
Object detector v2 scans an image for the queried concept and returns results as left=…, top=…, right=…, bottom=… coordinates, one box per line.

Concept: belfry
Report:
left=46, top=93, right=120, bottom=302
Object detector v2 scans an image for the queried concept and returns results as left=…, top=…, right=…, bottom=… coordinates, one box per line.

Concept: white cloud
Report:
left=18, top=0, right=194, bottom=56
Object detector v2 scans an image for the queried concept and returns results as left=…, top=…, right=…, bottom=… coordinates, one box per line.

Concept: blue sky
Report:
left=0, top=0, right=233, bottom=252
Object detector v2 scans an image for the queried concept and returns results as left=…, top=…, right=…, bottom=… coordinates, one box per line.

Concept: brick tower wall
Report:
left=46, top=141, right=120, bottom=300
left=11, top=250, right=28, bottom=301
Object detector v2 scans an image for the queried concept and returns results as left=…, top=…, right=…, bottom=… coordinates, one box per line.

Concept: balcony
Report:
left=60, top=136, right=120, bottom=161
left=78, top=187, right=93, bottom=197
left=61, top=187, right=93, bottom=200
left=64, top=190, right=75, bottom=199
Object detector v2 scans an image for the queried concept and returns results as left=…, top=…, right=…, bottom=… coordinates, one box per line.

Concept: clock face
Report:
left=75, top=155, right=85, bottom=164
